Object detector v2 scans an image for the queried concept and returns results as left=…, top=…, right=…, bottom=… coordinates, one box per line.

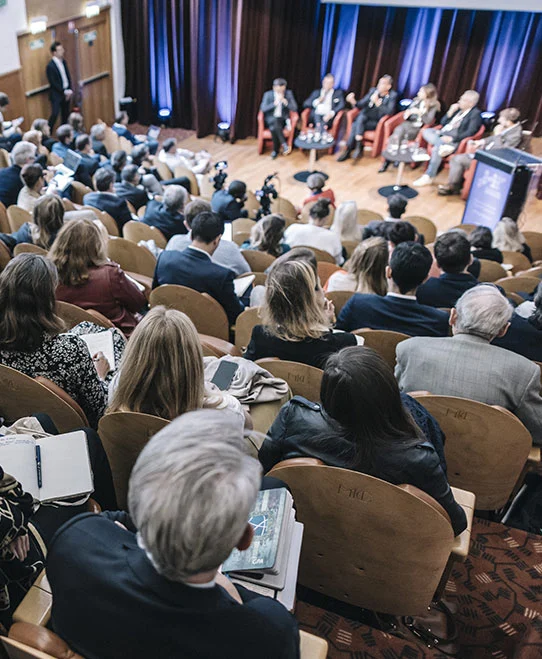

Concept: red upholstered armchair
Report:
left=300, top=108, right=345, bottom=154
left=257, top=110, right=299, bottom=155
left=425, top=124, right=485, bottom=171
left=343, top=108, right=390, bottom=157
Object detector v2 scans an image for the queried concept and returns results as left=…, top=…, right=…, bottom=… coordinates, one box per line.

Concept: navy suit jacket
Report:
left=260, top=90, right=298, bottom=121
left=113, top=181, right=149, bottom=210
left=153, top=247, right=244, bottom=325
left=46, top=59, right=72, bottom=101
left=142, top=200, right=187, bottom=241
left=356, top=88, right=398, bottom=119
left=336, top=293, right=450, bottom=337
left=0, top=165, right=22, bottom=207
left=211, top=190, right=247, bottom=223
left=440, top=107, right=483, bottom=143
left=83, top=192, right=132, bottom=231
left=492, top=314, right=542, bottom=362
left=303, top=89, right=345, bottom=115
left=416, top=273, right=479, bottom=309
left=48, top=512, right=300, bottom=659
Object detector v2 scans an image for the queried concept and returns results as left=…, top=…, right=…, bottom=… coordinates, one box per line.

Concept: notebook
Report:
left=0, top=431, right=93, bottom=503
left=234, top=274, right=255, bottom=298
left=79, top=331, right=116, bottom=369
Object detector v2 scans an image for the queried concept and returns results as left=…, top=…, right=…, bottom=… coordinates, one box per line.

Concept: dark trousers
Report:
left=307, top=111, right=332, bottom=129
left=48, top=95, right=70, bottom=131
left=162, top=176, right=192, bottom=193
left=266, top=116, right=287, bottom=152
left=347, top=112, right=378, bottom=149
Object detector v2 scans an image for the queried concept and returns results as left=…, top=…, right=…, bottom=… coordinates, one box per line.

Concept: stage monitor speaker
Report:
left=462, top=148, right=542, bottom=230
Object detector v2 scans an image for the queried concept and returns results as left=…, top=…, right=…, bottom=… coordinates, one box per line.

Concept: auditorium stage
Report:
left=133, top=124, right=542, bottom=234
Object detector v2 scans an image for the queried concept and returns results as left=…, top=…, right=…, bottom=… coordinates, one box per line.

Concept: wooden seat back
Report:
left=122, top=220, right=167, bottom=249
left=501, top=250, right=532, bottom=275
left=244, top=190, right=261, bottom=219
left=107, top=237, right=156, bottom=278
left=352, top=328, right=409, bottom=369
left=270, top=196, right=298, bottom=221
left=70, top=182, right=93, bottom=205
left=256, top=359, right=323, bottom=402
left=296, top=245, right=335, bottom=264
left=55, top=301, right=115, bottom=330
left=411, top=395, right=532, bottom=510
left=232, top=230, right=251, bottom=246
left=155, top=161, right=172, bottom=181
left=494, top=275, right=540, bottom=295
left=450, top=223, right=477, bottom=235
left=341, top=239, right=359, bottom=258
left=357, top=209, right=383, bottom=225
left=403, top=216, right=437, bottom=243
left=316, top=261, right=340, bottom=285
left=326, top=290, right=353, bottom=315
left=118, top=135, right=133, bottom=155
left=173, top=165, right=199, bottom=195
left=240, top=249, right=275, bottom=272
left=0, top=240, right=11, bottom=272
left=98, top=412, right=169, bottom=510
left=0, top=148, right=10, bottom=168
left=517, top=266, right=542, bottom=278
left=478, top=259, right=508, bottom=282
left=267, top=462, right=454, bottom=615
left=234, top=307, right=261, bottom=351
left=13, top=243, right=46, bottom=256
left=91, top=209, right=119, bottom=236
left=7, top=206, right=32, bottom=232
left=522, top=232, right=542, bottom=262
left=0, top=201, right=11, bottom=233
left=150, top=284, right=229, bottom=340
left=103, top=126, right=120, bottom=154
left=232, top=218, right=255, bottom=235
left=0, top=365, right=87, bottom=432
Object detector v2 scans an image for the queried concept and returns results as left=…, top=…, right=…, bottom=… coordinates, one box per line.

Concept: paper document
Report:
left=234, top=275, right=255, bottom=298
left=80, top=331, right=115, bottom=369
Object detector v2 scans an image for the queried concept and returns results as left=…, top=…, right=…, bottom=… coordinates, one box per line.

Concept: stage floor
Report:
left=146, top=126, right=542, bottom=233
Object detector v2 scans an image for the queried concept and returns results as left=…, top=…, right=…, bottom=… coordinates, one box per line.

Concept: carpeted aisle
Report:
left=295, top=518, right=542, bottom=658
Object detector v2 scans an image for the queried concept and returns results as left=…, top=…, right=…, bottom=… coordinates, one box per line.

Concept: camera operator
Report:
left=255, top=173, right=278, bottom=220
left=211, top=180, right=249, bottom=223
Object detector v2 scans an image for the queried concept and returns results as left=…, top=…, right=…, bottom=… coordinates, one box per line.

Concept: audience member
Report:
left=302, top=73, right=345, bottom=129
left=110, top=149, right=128, bottom=182
left=325, top=236, right=388, bottom=294
left=416, top=231, right=478, bottom=308
left=31, top=118, right=57, bottom=152
left=469, top=226, right=503, bottom=264
left=385, top=193, right=408, bottom=221
left=22, top=130, right=47, bottom=158
left=47, top=409, right=299, bottom=659
left=166, top=200, right=251, bottom=276
left=241, top=214, right=289, bottom=257
left=259, top=77, right=298, bottom=159
left=153, top=212, right=244, bottom=325
left=493, top=217, right=533, bottom=263
left=51, top=124, right=74, bottom=160
left=68, top=112, right=85, bottom=144
left=330, top=201, right=362, bottom=243
left=379, top=84, right=440, bottom=172
left=16, top=163, right=45, bottom=213
left=388, top=221, right=417, bottom=248
left=108, top=307, right=244, bottom=425
left=90, top=123, right=108, bottom=158
left=0, top=93, right=22, bottom=149
left=261, top=346, right=466, bottom=534
left=0, top=141, right=37, bottom=207
left=75, top=134, right=100, bottom=178
left=143, top=184, right=188, bottom=240
left=301, top=172, right=336, bottom=208
left=396, top=285, right=542, bottom=445
left=338, top=75, right=397, bottom=162
left=158, top=137, right=211, bottom=177
left=130, top=143, right=164, bottom=196
left=362, top=220, right=389, bottom=240
left=112, top=111, right=158, bottom=154
left=49, top=218, right=147, bottom=337
left=337, top=241, right=449, bottom=336
left=414, top=90, right=482, bottom=187
left=83, top=168, right=132, bottom=231
left=284, top=198, right=343, bottom=265
left=0, top=254, right=108, bottom=427
left=211, top=180, right=248, bottom=223
left=114, top=164, right=149, bottom=210
left=0, top=194, right=65, bottom=253
left=244, top=260, right=356, bottom=367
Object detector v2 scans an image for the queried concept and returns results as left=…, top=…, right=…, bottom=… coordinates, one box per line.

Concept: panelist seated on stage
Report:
left=337, top=241, right=449, bottom=337
left=153, top=211, right=244, bottom=325
left=302, top=73, right=345, bottom=129
left=413, top=90, right=482, bottom=187
left=379, top=83, right=441, bottom=173
left=337, top=74, right=397, bottom=162
left=284, top=198, right=343, bottom=265
left=113, top=110, right=159, bottom=155
left=47, top=410, right=300, bottom=659
left=259, top=78, right=298, bottom=159
left=396, top=285, right=542, bottom=446
left=438, top=107, right=523, bottom=195
left=83, top=168, right=133, bottom=232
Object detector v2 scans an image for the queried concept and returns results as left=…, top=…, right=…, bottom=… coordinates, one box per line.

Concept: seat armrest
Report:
left=450, top=486, right=475, bottom=561
left=300, top=630, right=328, bottom=659
left=9, top=622, right=84, bottom=658
left=12, top=583, right=52, bottom=626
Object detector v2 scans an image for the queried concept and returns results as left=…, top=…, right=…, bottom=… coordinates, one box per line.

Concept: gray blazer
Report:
left=395, top=334, right=542, bottom=446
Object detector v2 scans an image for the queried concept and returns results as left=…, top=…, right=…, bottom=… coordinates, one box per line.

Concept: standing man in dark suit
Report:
left=303, top=73, right=345, bottom=129
left=83, top=168, right=132, bottom=232
left=414, top=90, right=482, bottom=187
left=337, top=242, right=449, bottom=336
left=338, top=74, right=397, bottom=162
left=46, top=42, right=73, bottom=131
left=259, top=78, right=298, bottom=159
left=153, top=212, right=244, bottom=326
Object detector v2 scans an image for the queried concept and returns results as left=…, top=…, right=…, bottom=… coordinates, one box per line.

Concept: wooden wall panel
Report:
left=18, top=29, right=54, bottom=128
left=0, top=69, right=27, bottom=128
left=26, top=1, right=88, bottom=26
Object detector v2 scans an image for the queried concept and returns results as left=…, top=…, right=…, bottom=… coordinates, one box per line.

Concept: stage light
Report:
left=216, top=121, right=231, bottom=143
left=399, top=98, right=413, bottom=110
left=30, top=16, right=48, bottom=34
left=85, top=2, right=100, bottom=18
left=158, top=108, right=171, bottom=119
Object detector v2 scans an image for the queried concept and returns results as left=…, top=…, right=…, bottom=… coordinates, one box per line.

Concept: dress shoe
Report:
left=337, top=148, right=351, bottom=162
left=282, top=143, right=292, bottom=156
left=378, top=160, right=390, bottom=173
left=353, top=144, right=363, bottom=160
left=413, top=174, right=434, bottom=187
left=271, top=151, right=278, bottom=159
left=438, top=185, right=460, bottom=196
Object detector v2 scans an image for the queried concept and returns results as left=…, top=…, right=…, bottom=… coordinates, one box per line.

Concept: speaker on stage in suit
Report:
left=46, top=42, right=74, bottom=131
left=302, top=73, right=345, bottom=129
left=259, top=78, right=298, bottom=159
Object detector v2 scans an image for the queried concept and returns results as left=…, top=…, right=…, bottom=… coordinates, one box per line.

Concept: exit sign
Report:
left=0, top=0, right=7, bottom=8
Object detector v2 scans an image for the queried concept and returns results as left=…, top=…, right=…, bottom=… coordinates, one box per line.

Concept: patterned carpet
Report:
left=296, top=518, right=542, bottom=658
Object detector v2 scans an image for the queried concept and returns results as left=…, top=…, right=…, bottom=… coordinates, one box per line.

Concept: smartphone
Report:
left=210, top=361, right=239, bottom=391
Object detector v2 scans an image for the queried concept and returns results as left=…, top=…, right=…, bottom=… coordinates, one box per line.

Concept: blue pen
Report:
left=35, top=445, right=42, bottom=490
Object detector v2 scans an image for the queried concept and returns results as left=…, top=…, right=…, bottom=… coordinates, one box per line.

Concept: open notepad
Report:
left=0, top=431, right=93, bottom=503
left=234, top=274, right=255, bottom=298
left=79, top=331, right=116, bottom=369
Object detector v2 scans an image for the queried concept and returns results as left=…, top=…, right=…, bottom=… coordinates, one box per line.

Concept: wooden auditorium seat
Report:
left=13, top=243, right=47, bottom=256
left=326, top=290, right=353, bottom=315
left=494, top=276, right=540, bottom=295
left=70, top=182, right=93, bottom=205
left=316, top=261, right=339, bottom=285
left=500, top=250, right=532, bottom=275
left=234, top=307, right=261, bottom=352
left=344, top=110, right=390, bottom=157
left=403, top=216, right=437, bottom=243
left=123, top=220, right=167, bottom=249
left=352, top=328, right=409, bottom=370
left=522, top=232, right=542, bottom=262
left=55, top=301, right=116, bottom=330
left=255, top=359, right=323, bottom=402
left=0, top=201, right=11, bottom=233
left=7, top=206, right=32, bottom=232
left=240, top=249, right=276, bottom=272
left=477, top=259, right=508, bottom=282
left=257, top=110, right=299, bottom=156
left=296, top=246, right=335, bottom=264
left=174, top=164, right=199, bottom=196
left=107, top=237, right=156, bottom=278
left=357, top=209, right=383, bottom=224
left=270, top=196, right=298, bottom=221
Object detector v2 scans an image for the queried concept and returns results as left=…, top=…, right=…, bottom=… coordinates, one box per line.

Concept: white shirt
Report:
left=284, top=223, right=344, bottom=265
left=273, top=92, right=284, bottom=118
left=386, top=292, right=417, bottom=301
left=53, top=56, right=70, bottom=90
left=325, top=271, right=357, bottom=293
left=314, top=88, right=334, bottom=118
left=167, top=232, right=251, bottom=277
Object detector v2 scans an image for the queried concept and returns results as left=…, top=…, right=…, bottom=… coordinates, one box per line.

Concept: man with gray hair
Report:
left=47, top=409, right=300, bottom=658
left=413, top=90, right=482, bottom=187
left=396, top=285, right=542, bottom=445
left=114, top=164, right=149, bottom=210
left=142, top=183, right=188, bottom=241
left=0, top=140, right=37, bottom=207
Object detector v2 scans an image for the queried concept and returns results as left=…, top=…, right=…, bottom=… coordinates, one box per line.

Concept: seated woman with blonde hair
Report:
left=0, top=194, right=64, bottom=253
left=108, top=306, right=246, bottom=427
left=241, top=214, right=290, bottom=257
left=244, top=259, right=357, bottom=368
left=325, top=236, right=388, bottom=294
left=330, top=200, right=362, bottom=243
left=49, top=218, right=147, bottom=337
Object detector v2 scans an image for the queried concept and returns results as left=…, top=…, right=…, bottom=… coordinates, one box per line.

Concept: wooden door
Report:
left=18, top=29, right=55, bottom=127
